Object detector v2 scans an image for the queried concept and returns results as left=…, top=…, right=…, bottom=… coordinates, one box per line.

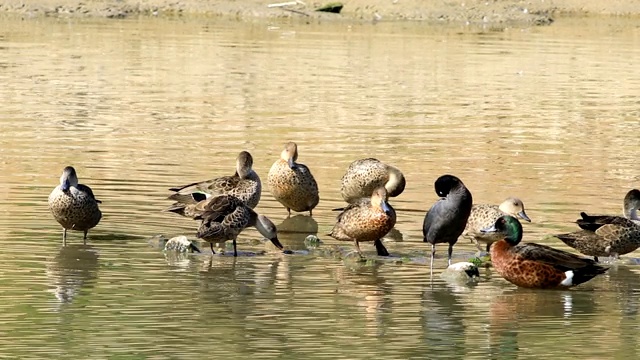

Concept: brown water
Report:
left=1, top=15, right=640, bottom=358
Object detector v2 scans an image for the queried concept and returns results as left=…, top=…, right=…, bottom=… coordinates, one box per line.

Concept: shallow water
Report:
left=1, top=15, right=640, bottom=358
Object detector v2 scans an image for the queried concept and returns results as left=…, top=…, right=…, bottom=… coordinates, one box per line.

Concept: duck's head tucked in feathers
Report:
left=236, top=151, right=254, bottom=179
left=623, top=189, right=640, bottom=221
left=280, top=142, right=298, bottom=169
left=434, top=174, right=465, bottom=198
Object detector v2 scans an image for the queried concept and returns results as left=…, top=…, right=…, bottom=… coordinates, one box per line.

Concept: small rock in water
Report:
left=164, top=236, right=201, bottom=253
left=304, top=234, right=321, bottom=248
left=440, top=262, right=480, bottom=284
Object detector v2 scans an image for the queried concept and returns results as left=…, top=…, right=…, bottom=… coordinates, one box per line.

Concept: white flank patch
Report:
left=560, top=270, right=574, bottom=286
left=448, top=262, right=475, bottom=272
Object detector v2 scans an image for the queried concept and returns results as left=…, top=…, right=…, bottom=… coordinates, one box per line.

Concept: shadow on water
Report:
left=45, top=244, right=100, bottom=310
left=277, top=215, right=319, bottom=251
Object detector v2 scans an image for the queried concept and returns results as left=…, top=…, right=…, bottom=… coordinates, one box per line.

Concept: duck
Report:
left=464, top=197, right=531, bottom=252
left=423, top=175, right=473, bottom=270
left=339, top=158, right=405, bottom=204
left=622, top=189, right=640, bottom=224
left=48, top=166, right=102, bottom=246
left=194, top=194, right=284, bottom=257
left=482, top=215, right=608, bottom=289
left=328, top=187, right=396, bottom=257
left=167, top=151, right=261, bottom=210
left=267, top=142, right=319, bottom=216
left=555, top=214, right=640, bottom=262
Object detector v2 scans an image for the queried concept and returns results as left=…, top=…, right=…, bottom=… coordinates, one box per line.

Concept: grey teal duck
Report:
left=168, top=151, right=261, bottom=210
left=195, top=195, right=283, bottom=257
left=464, top=197, right=531, bottom=252
left=48, top=166, right=102, bottom=246
left=339, top=158, right=405, bottom=204
left=328, top=187, right=396, bottom=257
left=267, top=142, right=319, bottom=216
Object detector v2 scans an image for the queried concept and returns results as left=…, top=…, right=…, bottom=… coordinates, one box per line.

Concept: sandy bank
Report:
left=2, top=0, right=640, bottom=25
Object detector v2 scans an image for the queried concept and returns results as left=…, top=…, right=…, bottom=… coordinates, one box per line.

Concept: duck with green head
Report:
left=167, top=151, right=261, bottom=210
left=482, top=215, right=608, bottom=289
left=554, top=189, right=640, bottom=262
left=464, top=197, right=531, bottom=252
left=48, top=166, right=102, bottom=246
left=267, top=142, right=319, bottom=216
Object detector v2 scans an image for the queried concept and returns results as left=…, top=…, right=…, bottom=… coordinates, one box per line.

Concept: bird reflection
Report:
left=332, top=264, right=392, bottom=337
left=420, top=284, right=469, bottom=357
left=45, top=244, right=99, bottom=309
left=277, top=214, right=319, bottom=251
left=196, top=256, right=257, bottom=318
left=487, top=288, right=598, bottom=357
left=382, top=227, right=405, bottom=242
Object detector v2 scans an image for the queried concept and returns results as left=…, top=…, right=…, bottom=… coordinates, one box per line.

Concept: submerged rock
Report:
left=440, top=262, right=480, bottom=284
left=164, top=236, right=201, bottom=253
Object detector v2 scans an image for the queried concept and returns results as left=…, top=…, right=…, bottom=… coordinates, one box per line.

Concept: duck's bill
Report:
left=287, top=158, right=296, bottom=169
left=518, top=211, right=531, bottom=222
left=381, top=200, right=393, bottom=216
left=270, top=236, right=284, bottom=250
left=61, top=179, right=71, bottom=192
left=480, top=225, right=498, bottom=234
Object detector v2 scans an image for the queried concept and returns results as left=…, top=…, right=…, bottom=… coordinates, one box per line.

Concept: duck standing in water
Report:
left=168, top=151, right=261, bottom=209
left=554, top=189, right=640, bottom=262
left=195, top=195, right=283, bottom=257
left=464, top=197, right=531, bottom=252
left=483, top=215, right=608, bottom=289
left=329, top=187, right=396, bottom=257
left=339, top=158, right=405, bottom=204
left=267, top=142, right=319, bottom=216
left=48, top=166, right=102, bottom=246
left=423, top=175, right=473, bottom=270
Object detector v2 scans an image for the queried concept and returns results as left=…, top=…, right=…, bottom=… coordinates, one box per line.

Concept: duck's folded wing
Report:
left=78, top=184, right=101, bottom=203
left=515, top=242, right=597, bottom=270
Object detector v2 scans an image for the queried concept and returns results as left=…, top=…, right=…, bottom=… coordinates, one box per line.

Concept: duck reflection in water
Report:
left=487, top=288, right=598, bottom=357
left=45, top=244, right=99, bottom=309
left=333, top=263, right=392, bottom=337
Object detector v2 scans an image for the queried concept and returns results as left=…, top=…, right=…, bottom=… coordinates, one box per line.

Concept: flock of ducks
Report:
left=48, top=142, right=640, bottom=290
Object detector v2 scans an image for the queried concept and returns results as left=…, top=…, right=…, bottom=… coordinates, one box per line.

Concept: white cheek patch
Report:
left=560, top=270, right=574, bottom=287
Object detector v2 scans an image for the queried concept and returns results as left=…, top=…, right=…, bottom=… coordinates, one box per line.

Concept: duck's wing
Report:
left=78, top=184, right=101, bottom=204
left=576, top=212, right=632, bottom=232
left=514, top=242, right=597, bottom=270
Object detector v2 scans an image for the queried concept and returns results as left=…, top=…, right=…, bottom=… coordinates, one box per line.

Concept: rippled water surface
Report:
left=1, top=15, right=640, bottom=358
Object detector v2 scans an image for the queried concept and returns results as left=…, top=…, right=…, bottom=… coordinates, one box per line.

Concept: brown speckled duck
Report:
left=329, top=187, right=396, bottom=257
left=267, top=142, right=319, bottom=216
left=340, top=158, right=405, bottom=204
left=483, top=215, right=608, bottom=289
left=48, top=166, right=102, bottom=246
left=464, top=197, right=531, bottom=252
left=168, top=151, right=261, bottom=210
left=195, top=195, right=284, bottom=257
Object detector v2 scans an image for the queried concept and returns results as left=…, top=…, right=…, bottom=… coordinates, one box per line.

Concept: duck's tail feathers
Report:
left=572, top=264, right=609, bottom=286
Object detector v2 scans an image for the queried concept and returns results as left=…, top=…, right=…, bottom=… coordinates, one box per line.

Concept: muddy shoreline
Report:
left=2, top=0, right=640, bottom=25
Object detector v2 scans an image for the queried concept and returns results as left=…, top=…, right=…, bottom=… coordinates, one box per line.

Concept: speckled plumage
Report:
left=464, top=197, right=531, bottom=252
left=486, top=215, right=607, bottom=289
left=329, top=187, right=396, bottom=257
left=168, top=151, right=261, bottom=210
left=195, top=195, right=283, bottom=256
left=555, top=212, right=640, bottom=261
left=340, top=158, right=405, bottom=204
left=423, top=175, right=473, bottom=269
left=267, top=142, right=319, bottom=216
left=48, top=166, right=102, bottom=246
